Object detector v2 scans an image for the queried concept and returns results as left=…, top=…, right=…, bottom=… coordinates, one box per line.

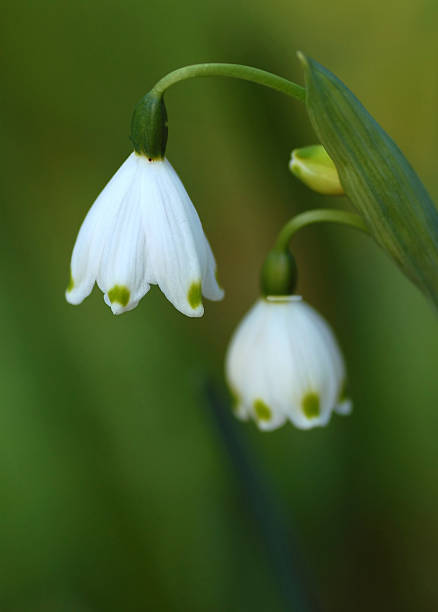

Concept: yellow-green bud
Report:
left=289, top=145, right=344, bottom=195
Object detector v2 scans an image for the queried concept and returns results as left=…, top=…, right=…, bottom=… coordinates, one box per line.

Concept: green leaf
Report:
left=299, top=53, right=438, bottom=308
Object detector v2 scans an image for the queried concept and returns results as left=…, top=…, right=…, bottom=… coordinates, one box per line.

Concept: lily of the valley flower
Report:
left=66, top=153, right=223, bottom=316
left=225, top=296, right=351, bottom=431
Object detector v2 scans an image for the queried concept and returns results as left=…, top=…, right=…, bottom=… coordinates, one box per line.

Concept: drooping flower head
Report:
left=66, top=153, right=223, bottom=316
left=225, top=296, right=351, bottom=431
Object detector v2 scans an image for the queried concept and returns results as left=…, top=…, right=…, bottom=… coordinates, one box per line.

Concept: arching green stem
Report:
left=151, top=63, right=305, bottom=101
left=261, top=209, right=370, bottom=296
left=132, top=63, right=305, bottom=159
left=274, top=209, right=370, bottom=252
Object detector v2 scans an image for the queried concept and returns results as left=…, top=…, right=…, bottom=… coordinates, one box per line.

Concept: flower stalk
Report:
left=150, top=63, right=306, bottom=100
left=259, top=209, right=369, bottom=299
left=131, top=63, right=305, bottom=159
left=274, top=208, right=370, bottom=252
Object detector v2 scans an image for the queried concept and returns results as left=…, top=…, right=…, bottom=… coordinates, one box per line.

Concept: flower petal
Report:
left=140, top=159, right=209, bottom=317
left=335, top=398, right=353, bottom=416
left=66, top=153, right=138, bottom=305
left=283, top=302, right=342, bottom=429
left=97, top=157, right=151, bottom=314
left=200, top=238, right=224, bottom=302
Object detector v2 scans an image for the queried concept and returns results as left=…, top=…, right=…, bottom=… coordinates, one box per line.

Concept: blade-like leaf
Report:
left=299, top=53, right=438, bottom=308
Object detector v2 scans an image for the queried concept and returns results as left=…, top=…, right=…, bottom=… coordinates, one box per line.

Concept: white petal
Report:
left=335, top=399, right=353, bottom=415
left=103, top=292, right=140, bottom=315
left=97, top=158, right=151, bottom=314
left=282, top=302, right=340, bottom=429
left=200, top=238, right=224, bottom=302
left=159, top=161, right=224, bottom=303
left=226, top=300, right=286, bottom=430
left=139, top=158, right=222, bottom=316
left=66, top=153, right=138, bottom=305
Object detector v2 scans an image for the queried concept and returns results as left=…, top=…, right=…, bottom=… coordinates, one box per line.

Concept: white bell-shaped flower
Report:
left=225, top=296, right=351, bottom=431
left=66, top=153, right=223, bottom=316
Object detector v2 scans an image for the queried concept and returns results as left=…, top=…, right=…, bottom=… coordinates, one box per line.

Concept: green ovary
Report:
left=187, top=281, right=202, bottom=309
left=301, top=392, right=321, bottom=419
left=253, top=399, right=272, bottom=422
left=108, top=285, right=131, bottom=307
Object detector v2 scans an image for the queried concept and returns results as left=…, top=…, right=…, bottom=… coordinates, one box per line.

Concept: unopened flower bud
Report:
left=289, top=145, right=344, bottom=195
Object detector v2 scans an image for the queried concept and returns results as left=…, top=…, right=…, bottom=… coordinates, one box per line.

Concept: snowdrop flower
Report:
left=225, top=296, right=351, bottom=431
left=66, top=153, right=223, bottom=316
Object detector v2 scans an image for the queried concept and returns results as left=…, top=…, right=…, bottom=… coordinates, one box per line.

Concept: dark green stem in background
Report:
left=151, top=63, right=306, bottom=101
left=204, top=380, right=320, bottom=612
left=275, top=209, right=370, bottom=252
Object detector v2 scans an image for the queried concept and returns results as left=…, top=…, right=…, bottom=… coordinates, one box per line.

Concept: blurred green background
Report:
left=1, top=0, right=438, bottom=610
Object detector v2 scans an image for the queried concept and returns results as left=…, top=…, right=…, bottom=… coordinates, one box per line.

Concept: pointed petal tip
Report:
left=103, top=288, right=140, bottom=315
left=105, top=297, right=140, bottom=315
left=335, top=399, right=353, bottom=416
left=233, top=409, right=250, bottom=423
left=201, top=267, right=225, bottom=302
left=65, top=290, right=81, bottom=306
left=207, top=286, right=225, bottom=302
left=65, top=272, right=83, bottom=304
left=65, top=285, right=91, bottom=305
left=291, top=413, right=332, bottom=431
left=184, top=303, right=205, bottom=318
left=231, top=398, right=250, bottom=422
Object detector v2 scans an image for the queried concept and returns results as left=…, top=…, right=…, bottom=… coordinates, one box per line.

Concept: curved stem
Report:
left=151, top=63, right=305, bottom=102
left=274, top=209, right=370, bottom=251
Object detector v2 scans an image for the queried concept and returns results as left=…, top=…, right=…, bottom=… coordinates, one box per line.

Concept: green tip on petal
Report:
left=187, top=281, right=202, bottom=309
left=108, top=285, right=131, bottom=307
left=253, top=399, right=272, bottom=422
left=301, top=392, right=320, bottom=419
left=67, top=272, right=74, bottom=293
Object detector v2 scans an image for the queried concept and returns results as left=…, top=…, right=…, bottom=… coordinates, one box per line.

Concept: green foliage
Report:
left=300, top=53, right=438, bottom=308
